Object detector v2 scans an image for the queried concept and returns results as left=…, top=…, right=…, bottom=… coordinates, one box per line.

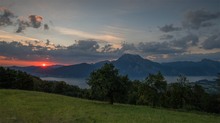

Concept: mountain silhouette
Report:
left=10, top=54, right=220, bottom=79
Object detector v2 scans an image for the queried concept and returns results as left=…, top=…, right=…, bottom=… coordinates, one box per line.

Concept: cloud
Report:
left=201, top=22, right=215, bottom=27
left=0, top=40, right=122, bottom=64
left=136, top=34, right=199, bottom=54
left=49, top=40, right=122, bottom=63
left=1, top=37, right=219, bottom=65
left=138, top=41, right=184, bottom=54
left=67, top=40, right=100, bottom=52
left=202, top=34, right=220, bottom=49
left=101, top=44, right=114, bottom=52
left=160, top=34, right=173, bottom=40
left=120, top=43, right=136, bottom=51
left=0, top=7, right=16, bottom=26
left=16, top=18, right=30, bottom=33
left=0, top=7, right=49, bottom=33
left=16, top=15, right=49, bottom=33
left=0, top=41, right=46, bottom=61
left=29, top=15, right=43, bottom=28
left=0, top=30, right=39, bottom=41
left=55, top=27, right=123, bottom=44
left=171, top=34, right=199, bottom=48
left=159, top=24, right=181, bottom=33
left=44, top=24, right=49, bottom=30
left=183, top=9, right=220, bottom=29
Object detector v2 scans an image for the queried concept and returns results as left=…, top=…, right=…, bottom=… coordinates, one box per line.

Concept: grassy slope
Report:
left=0, top=89, right=219, bottom=123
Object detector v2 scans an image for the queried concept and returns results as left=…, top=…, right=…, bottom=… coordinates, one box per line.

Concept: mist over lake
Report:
left=41, top=77, right=88, bottom=88
left=164, top=76, right=215, bottom=83
left=41, top=76, right=216, bottom=88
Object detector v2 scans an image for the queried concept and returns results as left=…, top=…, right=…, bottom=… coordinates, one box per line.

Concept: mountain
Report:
left=162, top=59, right=220, bottom=76
left=112, top=54, right=162, bottom=79
left=50, top=63, right=95, bottom=78
left=10, top=65, right=64, bottom=76
left=9, top=54, right=220, bottom=79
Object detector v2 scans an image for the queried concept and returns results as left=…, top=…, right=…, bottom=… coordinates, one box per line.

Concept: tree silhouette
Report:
left=216, top=73, right=220, bottom=86
left=87, top=63, right=128, bottom=104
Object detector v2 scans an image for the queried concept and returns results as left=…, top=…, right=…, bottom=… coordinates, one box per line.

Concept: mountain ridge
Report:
left=9, top=54, right=220, bottom=79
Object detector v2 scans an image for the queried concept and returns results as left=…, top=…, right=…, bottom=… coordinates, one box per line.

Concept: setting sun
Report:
left=42, top=63, right=46, bottom=67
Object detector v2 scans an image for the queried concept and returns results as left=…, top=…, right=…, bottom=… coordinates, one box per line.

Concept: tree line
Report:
left=0, top=64, right=220, bottom=113
left=0, top=67, right=88, bottom=98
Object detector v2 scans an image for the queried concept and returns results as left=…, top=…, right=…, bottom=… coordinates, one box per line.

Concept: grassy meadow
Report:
left=0, top=89, right=219, bottom=123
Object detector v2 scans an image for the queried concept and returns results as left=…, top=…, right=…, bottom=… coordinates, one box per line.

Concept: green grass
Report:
left=0, top=89, right=219, bottom=123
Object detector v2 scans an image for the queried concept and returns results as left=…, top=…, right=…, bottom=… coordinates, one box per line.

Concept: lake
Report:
left=41, top=77, right=88, bottom=88
left=41, top=76, right=216, bottom=88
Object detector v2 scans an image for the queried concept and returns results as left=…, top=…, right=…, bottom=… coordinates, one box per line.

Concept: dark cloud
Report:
left=0, top=7, right=49, bottom=33
left=101, top=44, right=114, bottom=52
left=44, top=24, right=49, bottom=30
left=15, top=15, right=49, bottom=33
left=171, top=34, right=199, bottom=48
left=29, top=15, right=42, bottom=28
left=67, top=40, right=100, bottom=52
left=160, top=34, right=174, bottom=40
left=202, top=34, right=220, bottom=49
left=138, top=41, right=184, bottom=54
left=0, top=41, right=48, bottom=61
left=1, top=37, right=219, bottom=64
left=137, top=34, right=199, bottom=54
left=0, top=40, right=122, bottom=64
left=48, top=40, right=122, bottom=63
left=120, top=43, right=137, bottom=52
left=183, top=9, right=220, bottom=29
left=46, top=39, right=50, bottom=45
left=159, top=24, right=181, bottom=33
left=16, top=19, right=30, bottom=33
left=0, top=7, right=15, bottom=26
left=16, top=16, right=49, bottom=33
left=201, top=22, right=215, bottom=27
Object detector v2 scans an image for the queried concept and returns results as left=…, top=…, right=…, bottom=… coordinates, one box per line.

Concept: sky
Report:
left=0, top=0, right=220, bottom=66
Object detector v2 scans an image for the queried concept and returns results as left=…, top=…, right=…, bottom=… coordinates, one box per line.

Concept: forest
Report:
left=0, top=64, right=220, bottom=113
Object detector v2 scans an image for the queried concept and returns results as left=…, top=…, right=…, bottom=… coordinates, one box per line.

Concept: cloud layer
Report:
left=0, top=40, right=122, bottom=64
left=0, top=7, right=220, bottom=65
left=1, top=32, right=220, bottom=65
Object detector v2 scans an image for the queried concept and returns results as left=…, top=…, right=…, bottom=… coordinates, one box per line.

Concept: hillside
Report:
left=0, top=89, right=219, bottom=123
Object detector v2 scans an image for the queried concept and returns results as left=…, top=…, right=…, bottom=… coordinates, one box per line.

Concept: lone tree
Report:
left=87, top=63, right=129, bottom=104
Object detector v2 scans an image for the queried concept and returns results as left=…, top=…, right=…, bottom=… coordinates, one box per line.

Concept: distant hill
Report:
left=9, top=54, right=220, bottom=79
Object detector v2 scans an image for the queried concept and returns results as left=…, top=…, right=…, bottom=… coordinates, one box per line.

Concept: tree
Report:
left=177, top=74, right=189, bottom=86
left=192, top=84, right=207, bottom=110
left=127, top=80, right=141, bottom=104
left=167, top=75, right=193, bottom=109
left=145, top=72, right=167, bottom=93
left=87, top=63, right=129, bottom=104
left=216, top=73, right=220, bottom=86
left=138, top=72, right=167, bottom=107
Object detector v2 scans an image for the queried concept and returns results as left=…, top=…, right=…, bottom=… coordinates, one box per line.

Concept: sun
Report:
left=42, top=63, right=46, bottom=67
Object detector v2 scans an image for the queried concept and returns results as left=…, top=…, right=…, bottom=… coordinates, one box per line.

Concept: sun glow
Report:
left=42, top=63, right=46, bottom=67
